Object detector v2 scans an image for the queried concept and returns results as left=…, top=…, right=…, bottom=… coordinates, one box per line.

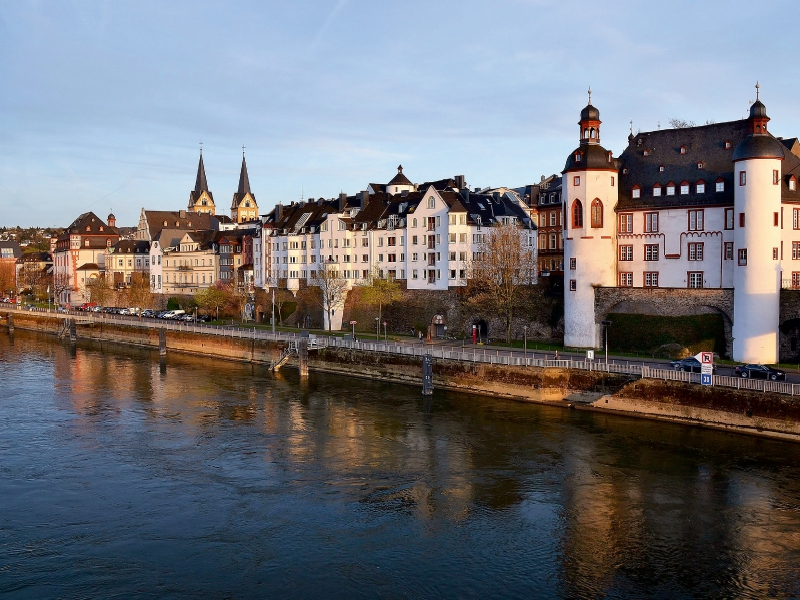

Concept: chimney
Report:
left=275, top=203, right=283, bottom=222
left=179, top=209, right=186, bottom=219
left=492, top=192, right=500, bottom=202
left=359, top=191, right=369, bottom=208
left=474, top=187, right=481, bottom=193
left=339, top=192, right=348, bottom=212
left=454, top=175, right=465, bottom=190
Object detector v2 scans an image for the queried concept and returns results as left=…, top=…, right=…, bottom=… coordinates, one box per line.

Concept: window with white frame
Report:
left=716, top=180, right=725, bottom=192
left=793, top=242, right=800, bottom=260
left=645, top=244, right=659, bottom=261
left=680, top=182, right=690, bottom=195
left=688, top=210, right=704, bottom=231
left=569, top=279, right=577, bottom=291
left=653, top=184, right=662, bottom=197
left=666, top=183, right=676, bottom=196
left=644, top=272, right=659, bottom=287
left=645, top=212, right=658, bottom=232
left=569, top=258, right=576, bottom=270
left=688, top=272, right=703, bottom=288
left=688, top=242, right=704, bottom=261
left=427, top=197, right=435, bottom=209
left=619, top=272, right=633, bottom=286
left=696, top=181, right=705, bottom=194
left=738, top=249, right=747, bottom=266
left=619, top=213, right=633, bottom=233
left=632, top=186, right=641, bottom=199
left=619, top=245, right=633, bottom=261
left=724, top=242, right=733, bottom=260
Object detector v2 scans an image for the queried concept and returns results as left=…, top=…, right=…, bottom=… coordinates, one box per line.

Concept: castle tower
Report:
left=231, top=149, right=258, bottom=223
left=563, top=90, right=619, bottom=348
left=731, top=85, right=785, bottom=363
left=188, top=149, right=216, bottom=215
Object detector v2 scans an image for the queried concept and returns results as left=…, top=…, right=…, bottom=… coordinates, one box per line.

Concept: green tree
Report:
left=359, top=266, right=403, bottom=335
left=195, top=283, right=230, bottom=321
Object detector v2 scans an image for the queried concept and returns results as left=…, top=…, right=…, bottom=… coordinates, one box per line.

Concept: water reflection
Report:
left=1, top=330, right=799, bottom=599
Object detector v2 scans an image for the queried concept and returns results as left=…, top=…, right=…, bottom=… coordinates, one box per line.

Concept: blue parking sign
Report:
left=701, top=373, right=712, bottom=386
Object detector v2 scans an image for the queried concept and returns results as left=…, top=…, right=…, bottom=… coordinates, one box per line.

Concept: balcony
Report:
left=177, top=265, right=193, bottom=271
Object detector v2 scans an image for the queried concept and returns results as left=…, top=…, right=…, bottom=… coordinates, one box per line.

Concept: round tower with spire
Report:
left=731, top=84, right=785, bottom=363
left=563, top=90, right=620, bottom=349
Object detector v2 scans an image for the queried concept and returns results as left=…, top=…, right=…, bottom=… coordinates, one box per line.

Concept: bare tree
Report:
left=469, top=223, right=537, bottom=343
left=85, top=274, right=114, bottom=307
left=124, top=272, right=154, bottom=309
left=669, top=118, right=697, bottom=129
left=310, top=262, right=349, bottom=332
left=359, top=266, right=403, bottom=333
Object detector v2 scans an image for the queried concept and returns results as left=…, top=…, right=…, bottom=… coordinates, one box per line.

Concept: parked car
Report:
left=78, top=302, right=97, bottom=311
left=734, top=364, right=786, bottom=380
left=669, top=357, right=717, bottom=373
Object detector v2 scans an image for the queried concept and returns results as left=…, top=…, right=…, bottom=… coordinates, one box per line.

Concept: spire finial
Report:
left=588, top=87, right=592, bottom=104
left=397, top=164, right=403, bottom=173
left=242, top=144, right=246, bottom=157
left=755, top=81, right=760, bottom=100
left=629, top=119, right=633, bottom=135
left=199, top=141, right=203, bottom=156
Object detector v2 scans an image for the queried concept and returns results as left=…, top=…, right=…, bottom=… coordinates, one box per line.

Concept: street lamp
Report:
left=601, top=320, right=612, bottom=364
left=375, top=316, right=380, bottom=341
left=383, top=321, right=387, bottom=342
left=523, top=325, right=528, bottom=358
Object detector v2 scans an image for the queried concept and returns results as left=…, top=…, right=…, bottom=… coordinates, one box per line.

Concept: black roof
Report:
left=387, top=165, right=412, bottom=187
left=563, top=143, right=616, bottom=173
left=194, top=153, right=209, bottom=193
left=732, top=134, right=786, bottom=161
left=580, top=103, right=599, bottom=121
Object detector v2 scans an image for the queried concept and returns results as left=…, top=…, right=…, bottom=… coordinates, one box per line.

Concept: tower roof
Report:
left=580, top=103, right=600, bottom=122
left=237, top=154, right=251, bottom=195
left=388, top=165, right=412, bottom=187
left=195, top=153, right=209, bottom=193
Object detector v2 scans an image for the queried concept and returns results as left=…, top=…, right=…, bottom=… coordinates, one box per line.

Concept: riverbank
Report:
left=4, top=310, right=800, bottom=443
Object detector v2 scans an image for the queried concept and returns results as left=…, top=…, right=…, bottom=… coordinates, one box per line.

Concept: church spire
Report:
left=237, top=148, right=251, bottom=195
left=195, top=151, right=209, bottom=193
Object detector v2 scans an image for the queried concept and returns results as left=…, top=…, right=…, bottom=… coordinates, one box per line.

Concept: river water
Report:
left=1, top=331, right=799, bottom=599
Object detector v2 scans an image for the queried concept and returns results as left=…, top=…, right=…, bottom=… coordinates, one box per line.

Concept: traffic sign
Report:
left=350, top=320, right=357, bottom=325
left=586, top=350, right=594, bottom=360
left=701, top=373, right=712, bottom=386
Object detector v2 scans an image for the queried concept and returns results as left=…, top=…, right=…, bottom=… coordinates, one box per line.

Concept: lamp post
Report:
left=47, top=286, right=51, bottom=313
left=375, top=316, right=380, bottom=341
left=601, top=320, right=612, bottom=364
left=271, top=289, right=275, bottom=333
left=383, top=321, right=387, bottom=342
left=523, top=325, right=528, bottom=358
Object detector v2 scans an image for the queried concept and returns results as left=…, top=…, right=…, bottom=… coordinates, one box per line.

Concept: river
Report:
left=1, top=330, right=799, bottom=599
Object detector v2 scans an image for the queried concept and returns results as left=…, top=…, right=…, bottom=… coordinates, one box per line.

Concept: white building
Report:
left=563, top=87, right=800, bottom=364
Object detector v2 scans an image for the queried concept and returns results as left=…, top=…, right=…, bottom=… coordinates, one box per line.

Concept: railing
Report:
left=6, top=304, right=800, bottom=397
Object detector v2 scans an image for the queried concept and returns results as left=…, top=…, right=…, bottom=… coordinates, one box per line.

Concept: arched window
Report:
left=572, top=200, right=583, bottom=228
left=590, top=128, right=596, bottom=139
left=591, top=199, right=603, bottom=228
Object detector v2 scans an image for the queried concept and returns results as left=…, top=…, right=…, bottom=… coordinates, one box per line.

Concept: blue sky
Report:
left=1, top=0, right=797, bottom=227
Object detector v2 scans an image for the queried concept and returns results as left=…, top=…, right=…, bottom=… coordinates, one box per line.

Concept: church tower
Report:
left=231, top=149, right=258, bottom=223
left=731, top=85, right=785, bottom=363
left=563, top=90, right=619, bottom=349
left=188, top=149, right=215, bottom=215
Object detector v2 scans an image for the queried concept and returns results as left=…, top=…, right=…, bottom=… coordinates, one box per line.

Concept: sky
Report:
left=1, top=0, right=798, bottom=228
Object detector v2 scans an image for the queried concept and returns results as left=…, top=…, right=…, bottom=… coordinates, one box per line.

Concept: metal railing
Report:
left=6, top=304, right=800, bottom=397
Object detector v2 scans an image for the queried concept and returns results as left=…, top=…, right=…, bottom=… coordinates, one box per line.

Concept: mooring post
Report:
left=69, top=318, right=77, bottom=342
left=7, top=313, right=13, bottom=334
left=422, top=354, right=434, bottom=396
left=159, top=328, right=167, bottom=357
left=298, top=337, right=309, bottom=378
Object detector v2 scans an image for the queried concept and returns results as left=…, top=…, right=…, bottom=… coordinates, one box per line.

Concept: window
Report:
left=725, top=208, right=734, bottom=230
left=688, top=272, right=703, bottom=288
left=412, top=269, right=418, bottom=280
left=569, top=258, right=576, bottom=270
left=590, top=199, right=603, bottom=228
left=619, top=213, right=633, bottom=233
left=680, top=182, right=690, bottom=195
left=427, top=197, right=435, bottom=209
left=696, top=181, right=705, bottom=194
left=549, top=233, right=557, bottom=249
left=549, top=212, right=556, bottom=227
left=569, top=279, right=577, bottom=291
left=775, top=212, right=780, bottom=227
left=740, top=171, right=746, bottom=186
left=428, top=217, right=436, bottom=231
left=645, top=212, right=658, bottom=232
left=739, top=213, right=745, bottom=228
left=632, top=185, right=641, bottom=199
left=716, top=180, right=725, bottom=192
left=653, top=184, right=662, bottom=197
left=790, top=177, right=797, bottom=191
left=666, top=183, right=675, bottom=196
left=774, top=247, right=779, bottom=260
left=573, top=176, right=580, bottom=186
left=659, top=165, right=665, bottom=172
left=688, top=243, right=704, bottom=261
left=725, top=140, right=731, bottom=149
left=572, top=200, right=583, bottom=228
left=611, top=176, right=615, bottom=186
left=619, top=272, right=633, bottom=287
left=449, top=233, right=456, bottom=243
left=644, top=272, right=659, bottom=287
left=643, top=149, right=650, bottom=157
left=724, top=242, right=733, bottom=260
left=774, top=170, right=780, bottom=185
left=619, top=245, right=633, bottom=261
left=575, top=152, right=582, bottom=162
left=449, top=251, right=456, bottom=261
left=795, top=209, right=800, bottom=230
left=793, top=243, right=800, bottom=260
left=793, top=273, right=800, bottom=289
left=738, top=249, right=747, bottom=266
left=688, top=210, right=704, bottom=231
left=697, top=162, right=704, bottom=169
left=645, top=244, right=659, bottom=261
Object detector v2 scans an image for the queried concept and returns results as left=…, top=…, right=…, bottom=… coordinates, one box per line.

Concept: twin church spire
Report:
left=188, top=147, right=258, bottom=223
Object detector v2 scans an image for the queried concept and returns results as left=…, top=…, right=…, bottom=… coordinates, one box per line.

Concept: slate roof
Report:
left=153, top=228, right=189, bottom=250
left=63, top=212, right=119, bottom=236
left=0, top=241, right=23, bottom=259
left=387, top=165, right=412, bottom=187
left=111, top=240, right=150, bottom=254
left=231, top=155, right=256, bottom=208
left=144, top=211, right=215, bottom=239
left=563, top=143, right=617, bottom=173
left=617, top=118, right=800, bottom=209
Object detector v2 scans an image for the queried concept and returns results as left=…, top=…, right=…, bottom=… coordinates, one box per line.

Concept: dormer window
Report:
left=575, top=152, right=582, bottom=163
left=696, top=180, right=706, bottom=194
left=622, top=168, right=629, bottom=175
left=99, top=226, right=104, bottom=232
left=659, top=165, right=665, bottom=172
left=86, top=226, right=91, bottom=232
left=697, top=161, right=704, bottom=169
left=725, top=140, right=732, bottom=149
left=680, top=146, right=687, bottom=154
left=653, top=184, right=662, bottom=197
left=715, top=177, right=725, bottom=192
left=607, top=151, right=612, bottom=163
left=790, top=176, right=798, bottom=191
left=632, top=185, right=641, bottom=199
left=666, top=182, right=676, bottom=196
left=643, top=149, right=650, bottom=157
left=680, top=181, right=690, bottom=195
left=85, top=239, right=90, bottom=247
left=163, top=221, right=168, bottom=226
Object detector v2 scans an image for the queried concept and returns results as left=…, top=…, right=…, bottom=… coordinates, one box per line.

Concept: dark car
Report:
left=734, top=364, right=786, bottom=380
left=669, top=357, right=716, bottom=373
